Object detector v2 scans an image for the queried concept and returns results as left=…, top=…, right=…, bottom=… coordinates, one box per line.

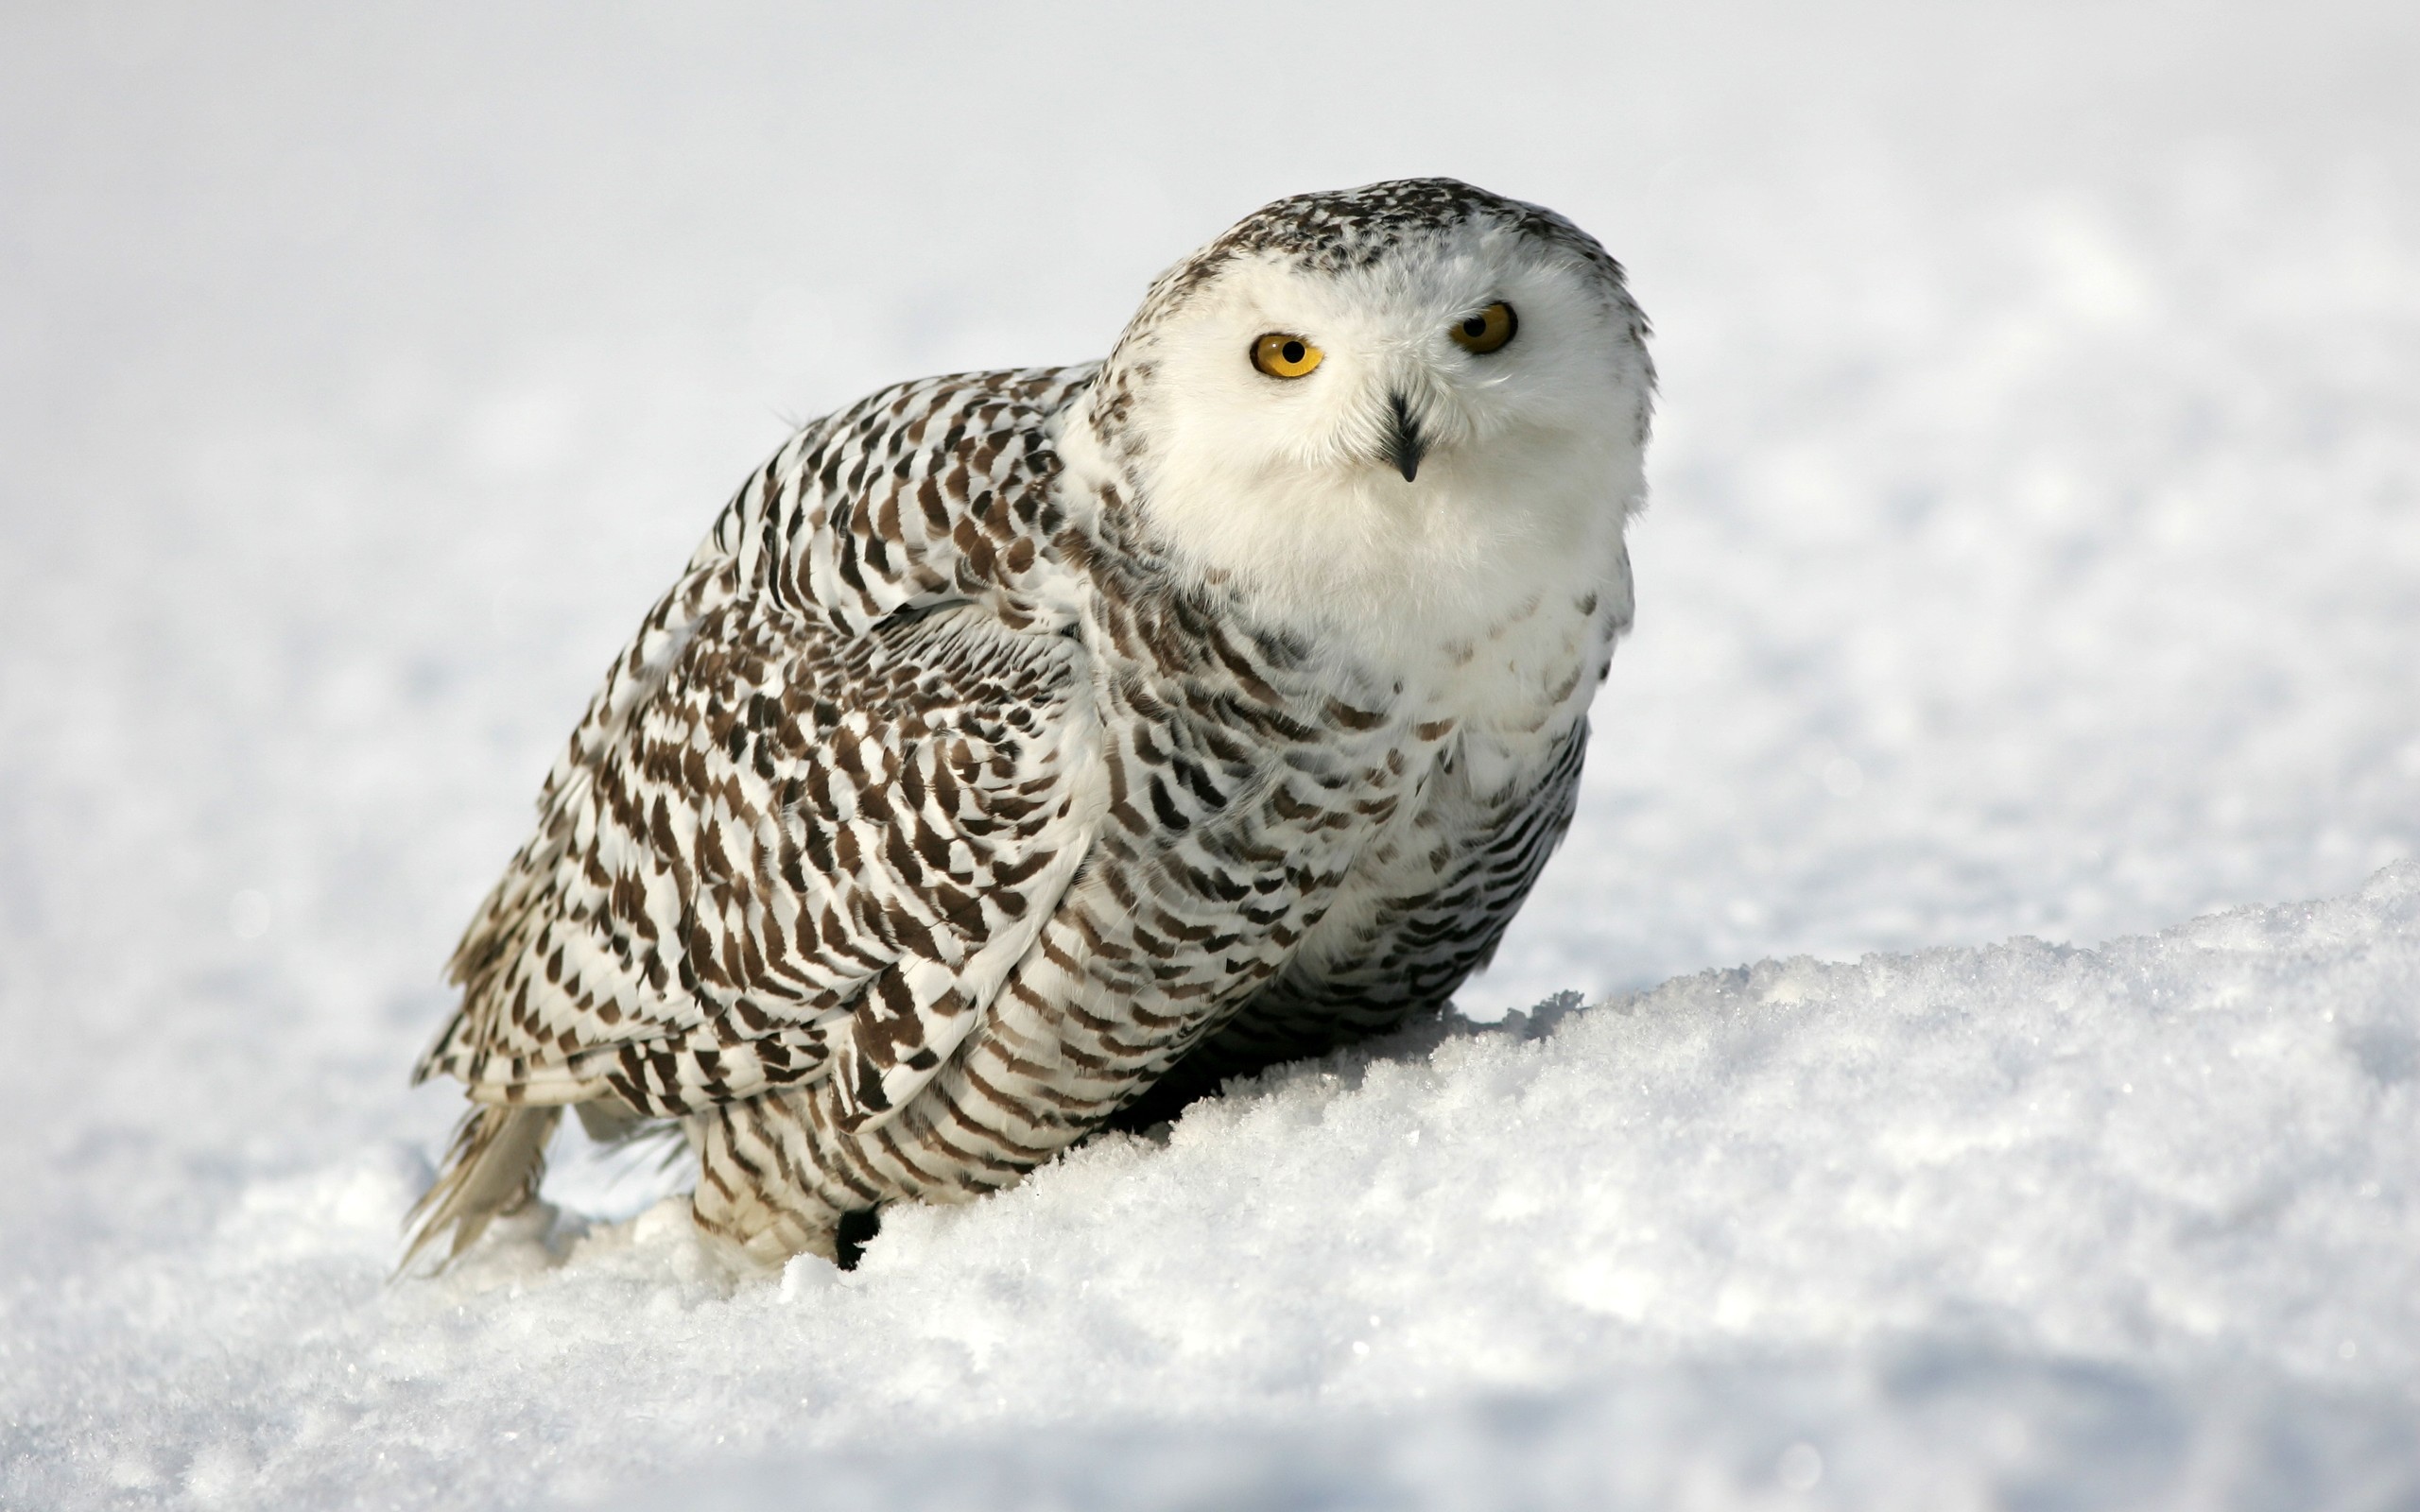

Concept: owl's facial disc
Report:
left=1160, top=224, right=1632, bottom=510
left=1095, top=189, right=1651, bottom=639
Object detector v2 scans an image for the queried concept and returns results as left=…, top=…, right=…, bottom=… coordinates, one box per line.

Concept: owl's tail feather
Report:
left=396, top=1104, right=561, bottom=1277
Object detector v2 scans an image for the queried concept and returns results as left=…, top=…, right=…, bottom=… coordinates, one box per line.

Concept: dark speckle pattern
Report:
left=406, top=179, right=1645, bottom=1268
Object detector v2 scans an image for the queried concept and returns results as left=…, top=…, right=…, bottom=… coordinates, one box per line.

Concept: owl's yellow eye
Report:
left=1449, top=301, right=1517, bottom=354
left=1252, top=333, right=1324, bottom=379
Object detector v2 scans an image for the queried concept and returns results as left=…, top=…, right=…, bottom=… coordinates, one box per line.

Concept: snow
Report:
left=4, top=3, right=2418, bottom=1508
left=9, top=877, right=2418, bottom=1508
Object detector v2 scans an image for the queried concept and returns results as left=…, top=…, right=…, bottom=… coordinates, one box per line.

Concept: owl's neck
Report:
left=1057, top=399, right=1640, bottom=692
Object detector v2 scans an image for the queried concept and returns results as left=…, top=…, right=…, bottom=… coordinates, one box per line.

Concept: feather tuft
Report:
left=396, top=1104, right=561, bottom=1277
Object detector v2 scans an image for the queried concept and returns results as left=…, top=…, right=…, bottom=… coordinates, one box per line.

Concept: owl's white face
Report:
left=1086, top=213, right=1652, bottom=664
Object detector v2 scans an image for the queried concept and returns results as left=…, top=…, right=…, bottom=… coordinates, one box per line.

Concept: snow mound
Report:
left=5, top=869, right=2413, bottom=1509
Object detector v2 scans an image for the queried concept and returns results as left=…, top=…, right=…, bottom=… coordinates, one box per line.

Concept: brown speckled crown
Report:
left=1207, top=177, right=1630, bottom=281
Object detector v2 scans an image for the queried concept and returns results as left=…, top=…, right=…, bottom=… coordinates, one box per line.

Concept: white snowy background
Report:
left=4, top=3, right=2417, bottom=1507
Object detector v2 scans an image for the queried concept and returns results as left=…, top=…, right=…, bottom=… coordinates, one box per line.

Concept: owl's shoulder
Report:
left=704, top=363, right=1097, bottom=626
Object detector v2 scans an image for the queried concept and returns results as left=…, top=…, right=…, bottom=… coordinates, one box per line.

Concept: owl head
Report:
left=1076, top=179, right=1654, bottom=654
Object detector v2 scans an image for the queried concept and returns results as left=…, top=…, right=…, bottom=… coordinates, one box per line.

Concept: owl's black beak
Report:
left=1382, top=391, right=1427, bottom=483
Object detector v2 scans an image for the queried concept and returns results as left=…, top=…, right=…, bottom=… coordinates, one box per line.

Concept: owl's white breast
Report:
left=1283, top=428, right=1637, bottom=752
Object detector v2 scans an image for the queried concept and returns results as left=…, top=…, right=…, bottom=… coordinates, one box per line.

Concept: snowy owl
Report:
left=407, top=178, right=1654, bottom=1269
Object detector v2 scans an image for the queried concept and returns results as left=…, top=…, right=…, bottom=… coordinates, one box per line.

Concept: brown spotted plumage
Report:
left=407, top=178, right=1654, bottom=1268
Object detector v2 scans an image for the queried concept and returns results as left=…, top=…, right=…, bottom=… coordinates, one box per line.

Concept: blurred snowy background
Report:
left=3, top=2, right=2416, bottom=1507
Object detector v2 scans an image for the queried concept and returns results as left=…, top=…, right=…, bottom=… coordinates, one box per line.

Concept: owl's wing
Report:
left=416, top=367, right=1103, bottom=1130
